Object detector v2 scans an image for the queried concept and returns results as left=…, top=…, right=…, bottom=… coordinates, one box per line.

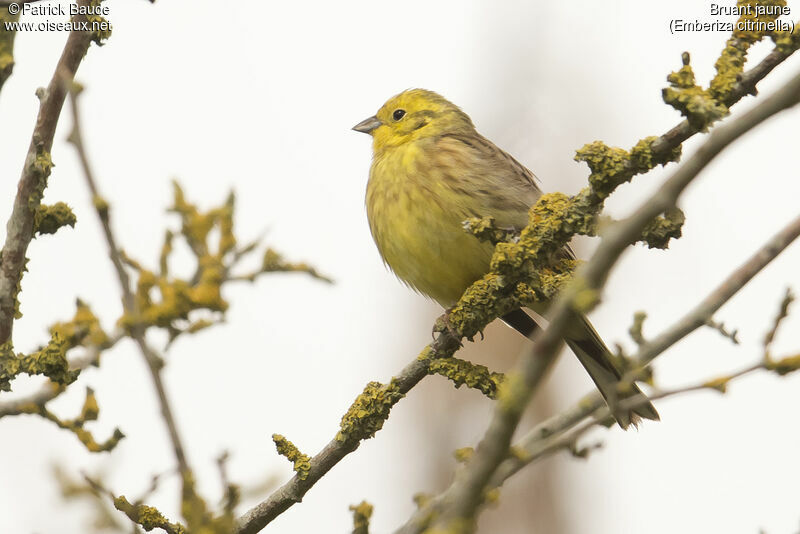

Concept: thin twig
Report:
left=68, top=90, right=194, bottom=488
left=399, top=341, right=796, bottom=534
left=763, top=288, right=794, bottom=358
left=498, top=213, right=800, bottom=488
left=67, top=89, right=133, bottom=311
left=634, top=215, right=800, bottom=370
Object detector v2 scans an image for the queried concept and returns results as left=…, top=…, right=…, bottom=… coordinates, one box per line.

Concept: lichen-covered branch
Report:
left=432, top=71, right=800, bottom=534
left=0, top=328, right=122, bottom=419
left=0, top=9, right=21, bottom=93
left=272, top=434, right=311, bottom=481
left=67, top=75, right=330, bottom=531
left=236, top=16, right=800, bottom=531
left=32, top=387, right=124, bottom=452
left=235, top=342, right=459, bottom=534
left=398, top=281, right=800, bottom=534
left=113, top=495, right=186, bottom=534
left=421, top=27, right=800, bottom=534
left=0, top=299, right=111, bottom=394
left=428, top=356, right=504, bottom=399
left=499, top=213, right=800, bottom=480
left=69, top=86, right=201, bottom=529
left=0, top=0, right=108, bottom=346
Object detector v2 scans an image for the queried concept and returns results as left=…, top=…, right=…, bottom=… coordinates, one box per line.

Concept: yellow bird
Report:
left=353, top=89, right=658, bottom=429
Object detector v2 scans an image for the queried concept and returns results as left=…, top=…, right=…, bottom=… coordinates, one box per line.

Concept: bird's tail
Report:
left=501, top=308, right=659, bottom=430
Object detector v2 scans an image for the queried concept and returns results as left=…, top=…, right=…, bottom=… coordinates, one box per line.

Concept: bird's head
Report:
left=353, top=89, right=475, bottom=150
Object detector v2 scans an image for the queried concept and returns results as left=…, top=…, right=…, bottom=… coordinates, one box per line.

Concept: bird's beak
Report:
left=352, top=115, right=382, bottom=134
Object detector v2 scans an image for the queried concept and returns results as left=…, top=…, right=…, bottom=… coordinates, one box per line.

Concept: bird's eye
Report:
left=392, top=109, right=406, bottom=121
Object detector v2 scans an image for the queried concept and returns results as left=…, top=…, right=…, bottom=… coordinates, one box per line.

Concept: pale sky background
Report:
left=1, top=1, right=799, bottom=533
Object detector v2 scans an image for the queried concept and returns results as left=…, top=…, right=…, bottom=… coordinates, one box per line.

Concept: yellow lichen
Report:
left=0, top=10, right=20, bottom=85
left=703, top=376, right=731, bottom=393
left=453, top=447, right=474, bottom=463
left=640, top=207, right=686, bottom=249
left=349, top=500, right=373, bottom=534
left=337, top=381, right=405, bottom=444
left=114, top=495, right=186, bottom=534
left=33, top=202, right=76, bottom=236
left=630, top=136, right=682, bottom=169
left=509, top=445, right=531, bottom=463
left=428, top=357, right=503, bottom=398
left=574, top=142, right=634, bottom=198
left=50, top=299, right=109, bottom=349
left=261, top=248, right=333, bottom=283
left=766, top=353, right=800, bottom=375
left=92, top=194, right=109, bottom=215
left=484, top=487, right=501, bottom=507
left=711, top=1, right=788, bottom=101
left=272, top=434, right=312, bottom=480
left=27, top=147, right=54, bottom=210
left=663, top=52, right=728, bottom=131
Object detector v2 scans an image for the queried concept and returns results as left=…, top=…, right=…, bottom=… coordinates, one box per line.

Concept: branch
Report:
left=234, top=338, right=459, bottom=534
left=506, top=211, right=800, bottom=479
left=0, top=8, right=20, bottom=94
left=399, top=272, right=800, bottom=534
left=235, top=33, right=800, bottom=534
left=67, top=86, right=134, bottom=311
left=649, top=44, right=796, bottom=160
left=501, top=349, right=795, bottom=477
left=635, top=225, right=800, bottom=371
left=584, top=71, right=800, bottom=297
left=68, top=87, right=198, bottom=510
left=0, top=0, right=97, bottom=345
left=422, top=65, right=800, bottom=532
left=0, top=329, right=124, bottom=418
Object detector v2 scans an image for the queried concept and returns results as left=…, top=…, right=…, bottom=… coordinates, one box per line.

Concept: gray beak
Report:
left=352, top=115, right=382, bottom=134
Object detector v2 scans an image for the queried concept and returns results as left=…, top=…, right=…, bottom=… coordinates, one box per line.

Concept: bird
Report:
left=353, top=88, right=659, bottom=429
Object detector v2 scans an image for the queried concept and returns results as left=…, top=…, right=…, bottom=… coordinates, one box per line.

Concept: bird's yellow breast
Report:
left=365, top=141, right=495, bottom=306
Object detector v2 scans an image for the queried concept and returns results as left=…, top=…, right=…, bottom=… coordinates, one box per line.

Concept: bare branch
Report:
left=704, top=318, right=740, bottom=345
left=763, top=288, right=794, bottom=357
left=636, top=215, right=800, bottom=369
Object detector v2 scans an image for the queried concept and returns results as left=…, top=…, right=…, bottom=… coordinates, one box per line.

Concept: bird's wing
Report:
left=433, top=132, right=542, bottom=230
left=435, top=133, right=578, bottom=259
